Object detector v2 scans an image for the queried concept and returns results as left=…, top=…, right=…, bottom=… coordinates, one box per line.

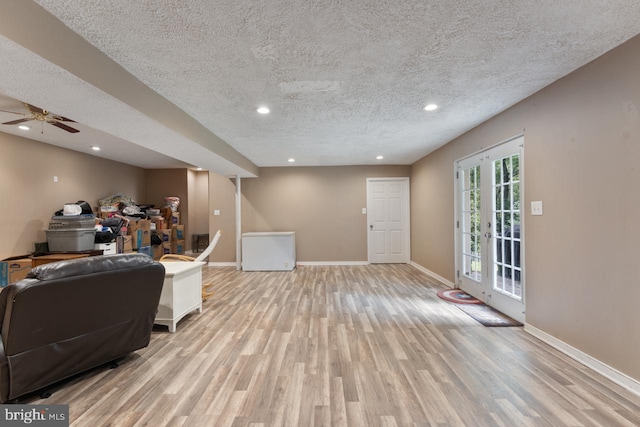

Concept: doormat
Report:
left=437, top=288, right=482, bottom=304
left=456, top=304, right=523, bottom=327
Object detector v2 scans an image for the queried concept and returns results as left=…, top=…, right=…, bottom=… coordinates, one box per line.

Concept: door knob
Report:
left=370, top=224, right=373, bottom=230
left=485, top=232, right=492, bottom=238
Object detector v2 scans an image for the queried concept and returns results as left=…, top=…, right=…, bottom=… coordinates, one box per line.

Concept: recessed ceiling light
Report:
left=424, top=104, right=438, bottom=111
left=288, top=158, right=295, bottom=163
left=376, top=155, right=384, bottom=160
left=257, top=107, right=270, bottom=114
left=18, top=125, right=30, bottom=131
left=196, top=167, right=203, bottom=171
left=91, top=146, right=101, bottom=151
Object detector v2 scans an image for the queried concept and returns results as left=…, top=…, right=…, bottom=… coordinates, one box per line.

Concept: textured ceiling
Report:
left=2, top=1, right=640, bottom=172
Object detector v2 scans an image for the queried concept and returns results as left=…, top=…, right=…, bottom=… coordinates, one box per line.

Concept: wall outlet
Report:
left=531, top=201, right=543, bottom=216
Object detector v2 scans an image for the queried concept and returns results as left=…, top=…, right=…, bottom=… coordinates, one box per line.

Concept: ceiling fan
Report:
left=0, top=102, right=79, bottom=133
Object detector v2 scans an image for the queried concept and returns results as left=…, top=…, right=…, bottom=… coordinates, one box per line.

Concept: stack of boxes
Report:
left=128, top=218, right=151, bottom=253
left=96, top=203, right=185, bottom=261
left=148, top=207, right=184, bottom=259
left=149, top=214, right=167, bottom=260
left=165, top=207, right=185, bottom=256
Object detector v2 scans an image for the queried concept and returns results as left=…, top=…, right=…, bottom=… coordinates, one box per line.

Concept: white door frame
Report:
left=366, top=177, right=411, bottom=264
left=454, top=135, right=525, bottom=323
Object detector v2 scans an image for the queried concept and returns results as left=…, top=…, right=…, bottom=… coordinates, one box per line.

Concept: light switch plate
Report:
left=362, top=208, right=367, bottom=214
left=213, top=210, right=220, bottom=216
left=531, top=201, right=543, bottom=216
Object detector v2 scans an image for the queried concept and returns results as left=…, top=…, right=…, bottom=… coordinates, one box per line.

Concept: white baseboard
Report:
left=207, top=261, right=371, bottom=267
left=409, top=261, right=455, bottom=288
left=524, top=323, right=640, bottom=398
left=296, top=261, right=369, bottom=266
left=206, top=262, right=237, bottom=267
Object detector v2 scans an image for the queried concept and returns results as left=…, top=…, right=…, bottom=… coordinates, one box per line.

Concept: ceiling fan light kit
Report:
left=1, top=102, right=80, bottom=133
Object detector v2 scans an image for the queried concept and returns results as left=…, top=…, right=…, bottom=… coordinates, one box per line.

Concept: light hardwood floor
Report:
left=30, top=264, right=640, bottom=426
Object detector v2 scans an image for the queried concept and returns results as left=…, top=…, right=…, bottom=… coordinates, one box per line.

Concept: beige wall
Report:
left=0, top=132, right=145, bottom=259
left=193, top=171, right=209, bottom=234
left=208, top=173, right=238, bottom=262
left=187, top=169, right=196, bottom=251
left=411, top=35, right=640, bottom=381
left=242, top=166, right=411, bottom=262
left=208, top=165, right=411, bottom=263
left=0, top=134, right=206, bottom=257
left=186, top=169, right=210, bottom=250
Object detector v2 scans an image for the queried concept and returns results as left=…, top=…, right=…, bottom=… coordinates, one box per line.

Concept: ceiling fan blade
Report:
left=25, top=103, right=46, bottom=115
left=2, top=118, right=33, bottom=125
left=51, top=115, right=76, bottom=123
left=0, top=109, right=26, bottom=115
left=48, top=120, right=80, bottom=133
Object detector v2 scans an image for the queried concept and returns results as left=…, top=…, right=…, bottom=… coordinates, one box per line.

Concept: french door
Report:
left=456, top=136, right=525, bottom=323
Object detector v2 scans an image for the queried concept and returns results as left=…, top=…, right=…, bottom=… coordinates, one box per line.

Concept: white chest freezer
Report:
left=241, top=232, right=296, bottom=271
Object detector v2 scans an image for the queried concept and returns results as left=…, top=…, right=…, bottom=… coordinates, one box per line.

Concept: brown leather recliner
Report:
left=0, top=253, right=165, bottom=402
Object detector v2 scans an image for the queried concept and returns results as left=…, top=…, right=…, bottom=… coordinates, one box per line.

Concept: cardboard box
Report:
left=160, top=229, right=172, bottom=242
left=171, top=239, right=185, bottom=255
left=129, top=219, right=151, bottom=233
left=152, top=244, right=163, bottom=260
left=1, top=256, right=32, bottom=287
left=117, top=235, right=133, bottom=253
left=99, top=205, right=119, bottom=219
left=171, top=212, right=180, bottom=225
left=160, top=207, right=173, bottom=223
left=129, top=219, right=151, bottom=249
left=171, top=224, right=185, bottom=240
left=151, top=217, right=166, bottom=231
left=161, top=242, right=172, bottom=255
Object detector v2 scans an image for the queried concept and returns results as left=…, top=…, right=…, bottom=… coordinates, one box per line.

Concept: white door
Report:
left=367, top=177, right=410, bottom=263
left=456, top=136, right=525, bottom=323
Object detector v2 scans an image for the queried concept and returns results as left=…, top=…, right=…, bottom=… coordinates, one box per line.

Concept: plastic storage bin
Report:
left=48, top=215, right=96, bottom=230
left=45, top=229, right=96, bottom=252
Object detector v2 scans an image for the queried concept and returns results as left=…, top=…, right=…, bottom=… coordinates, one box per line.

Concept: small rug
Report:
left=456, top=304, right=523, bottom=327
left=437, top=288, right=482, bottom=304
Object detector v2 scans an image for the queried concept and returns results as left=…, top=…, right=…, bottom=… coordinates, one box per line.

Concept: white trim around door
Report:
left=454, top=135, right=526, bottom=323
left=366, top=177, right=411, bottom=264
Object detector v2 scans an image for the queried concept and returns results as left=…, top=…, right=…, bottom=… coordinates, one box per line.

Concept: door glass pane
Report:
left=503, top=184, right=510, bottom=209
left=504, top=212, right=512, bottom=236
left=513, top=182, right=520, bottom=210
left=502, top=158, right=510, bottom=183
left=512, top=156, right=520, bottom=181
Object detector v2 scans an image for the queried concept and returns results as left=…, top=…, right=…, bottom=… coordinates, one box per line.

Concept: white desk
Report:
left=156, top=261, right=205, bottom=332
